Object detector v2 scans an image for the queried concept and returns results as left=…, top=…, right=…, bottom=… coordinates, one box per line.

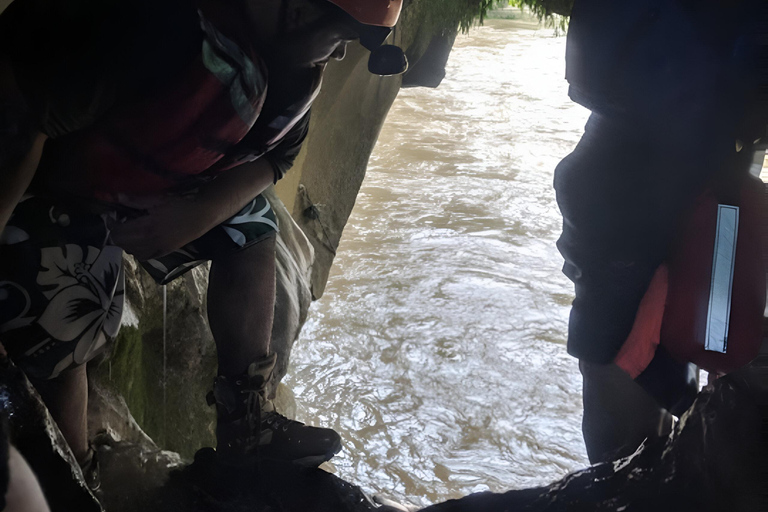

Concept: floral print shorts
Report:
left=0, top=194, right=278, bottom=379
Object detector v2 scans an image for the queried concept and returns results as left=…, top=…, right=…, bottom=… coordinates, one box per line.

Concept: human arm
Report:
left=111, top=113, right=310, bottom=260
left=110, top=157, right=276, bottom=260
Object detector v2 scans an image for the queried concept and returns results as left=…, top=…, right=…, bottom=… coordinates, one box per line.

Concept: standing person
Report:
left=0, top=0, right=407, bottom=475
left=555, top=0, right=768, bottom=464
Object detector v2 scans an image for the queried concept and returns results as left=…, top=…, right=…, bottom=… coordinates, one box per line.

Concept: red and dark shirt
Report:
left=1, top=0, right=314, bottom=203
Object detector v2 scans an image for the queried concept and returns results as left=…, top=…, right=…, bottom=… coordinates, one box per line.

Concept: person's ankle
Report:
left=71, top=444, right=91, bottom=467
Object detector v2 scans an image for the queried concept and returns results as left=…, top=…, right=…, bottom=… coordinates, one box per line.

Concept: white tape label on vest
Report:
left=705, top=204, right=740, bottom=353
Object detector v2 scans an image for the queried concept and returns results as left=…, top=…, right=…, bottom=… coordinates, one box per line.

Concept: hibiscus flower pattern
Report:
left=36, top=244, right=124, bottom=368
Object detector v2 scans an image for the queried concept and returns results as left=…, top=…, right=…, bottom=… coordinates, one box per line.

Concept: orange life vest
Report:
left=616, top=172, right=767, bottom=377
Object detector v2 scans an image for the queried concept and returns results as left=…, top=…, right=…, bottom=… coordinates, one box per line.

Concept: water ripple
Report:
left=286, top=18, right=590, bottom=509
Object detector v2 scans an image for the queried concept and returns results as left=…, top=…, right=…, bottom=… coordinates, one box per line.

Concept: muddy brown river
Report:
left=284, top=18, right=591, bottom=508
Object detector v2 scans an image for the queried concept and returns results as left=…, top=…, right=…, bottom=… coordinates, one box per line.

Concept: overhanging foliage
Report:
left=406, top=0, right=572, bottom=35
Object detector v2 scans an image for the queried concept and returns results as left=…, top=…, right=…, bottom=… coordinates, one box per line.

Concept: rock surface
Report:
left=5, top=352, right=391, bottom=512
left=401, top=32, right=458, bottom=89
left=95, top=442, right=383, bottom=512
left=8, top=352, right=767, bottom=512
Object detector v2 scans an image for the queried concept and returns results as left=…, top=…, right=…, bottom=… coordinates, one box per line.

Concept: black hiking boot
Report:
left=208, top=353, right=341, bottom=468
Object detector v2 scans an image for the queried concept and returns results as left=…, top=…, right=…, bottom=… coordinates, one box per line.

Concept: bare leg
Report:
left=207, top=236, right=276, bottom=376
left=580, top=360, right=672, bottom=464
left=206, top=235, right=341, bottom=465
left=30, top=365, right=89, bottom=465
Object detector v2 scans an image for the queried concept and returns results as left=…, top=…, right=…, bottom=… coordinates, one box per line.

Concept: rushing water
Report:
left=284, top=18, right=591, bottom=508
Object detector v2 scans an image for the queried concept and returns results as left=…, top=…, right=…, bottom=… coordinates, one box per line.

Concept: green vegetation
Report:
left=508, top=0, right=573, bottom=19
left=486, top=8, right=524, bottom=20
left=403, top=0, right=571, bottom=35
left=418, top=0, right=504, bottom=33
left=395, top=0, right=569, bottom=86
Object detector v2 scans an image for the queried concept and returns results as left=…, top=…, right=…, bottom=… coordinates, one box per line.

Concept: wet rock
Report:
left=92, top=432, right=185, bottom=512
left=87, top=378, right=158, bottom=450
left=22, top=369, right=768, bottom=512
left=8, top=332, right=767, bottom=512
left=91, top=252, right=217, bottom=457
left=0, top=357, right=102, bottom=512
left=402, top=32, right=457, bottom=89
left=3, top=352, right=387, bottom=512
left=418, top=378, right=767, bottom=512
left=93, top=434, right=382, bottom=512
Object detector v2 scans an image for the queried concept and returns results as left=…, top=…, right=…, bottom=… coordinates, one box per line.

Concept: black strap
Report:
left=714, top=145, right=756, bottom=207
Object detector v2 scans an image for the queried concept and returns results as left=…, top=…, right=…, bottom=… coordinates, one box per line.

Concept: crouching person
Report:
left=0, top=0, right=407, bottom=480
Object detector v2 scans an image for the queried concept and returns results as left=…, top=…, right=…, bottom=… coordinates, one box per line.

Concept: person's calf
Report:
left=579, top=360, right=672, bottom=464
left=29, top=365, right=89, bottom=465
left=206, top=237, right=341, bottom=467
left=208, top=236, right=276, bottom=376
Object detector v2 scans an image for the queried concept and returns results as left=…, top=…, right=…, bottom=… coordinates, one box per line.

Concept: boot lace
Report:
left=263, top=411, right=295, bottom=432
left=242, top=387, right=261, bottom=444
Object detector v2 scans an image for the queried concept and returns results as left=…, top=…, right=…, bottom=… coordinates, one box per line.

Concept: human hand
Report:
left=109, top=193, right=216, bottom=261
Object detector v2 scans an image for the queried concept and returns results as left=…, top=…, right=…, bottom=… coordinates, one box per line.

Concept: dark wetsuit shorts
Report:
left=0, top=194, right=277, bottom=380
